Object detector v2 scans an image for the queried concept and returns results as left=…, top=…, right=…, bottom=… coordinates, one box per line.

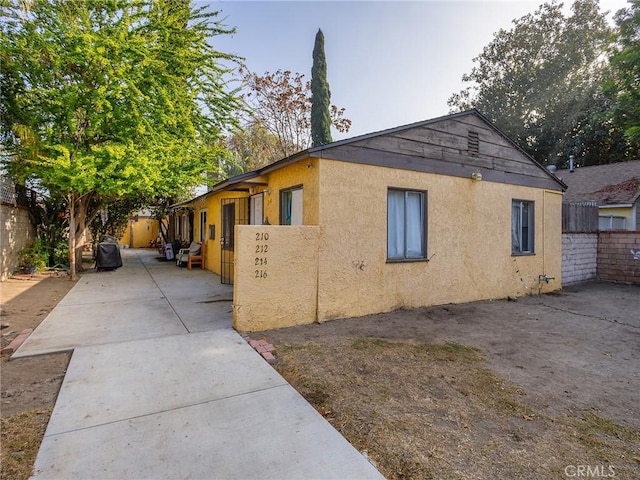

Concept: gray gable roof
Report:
left=309, top=109, right=565, bottom=191
left=557, top=160, right=640, bottom=205
left=213, top=109, right=566, bottom=193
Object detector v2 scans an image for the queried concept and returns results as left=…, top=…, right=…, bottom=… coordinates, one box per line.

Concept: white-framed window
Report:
left=280, top=187, right=303, bottom=225
left=199, top=209, right=207, bottom=242
left=175, top=214, right=189, bottom=241
left=599, top=215, right=626, bottom=231
left=250, top=194, right=264, bottom=225
left=512, top=200, right=534, bottom=254
left=387, top=188, right=427, bottom=260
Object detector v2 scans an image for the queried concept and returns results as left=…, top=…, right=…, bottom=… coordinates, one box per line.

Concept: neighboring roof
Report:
left=556, top=160, right=640, bottom=206
left=201, top=109, right=566, bottom=200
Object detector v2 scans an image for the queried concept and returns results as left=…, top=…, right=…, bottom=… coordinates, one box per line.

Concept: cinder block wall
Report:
left=562, top=233, right=598, bottom=285
left=597, top=232, right=640, bottom=285
left=1, top=204, right=36, bottom=281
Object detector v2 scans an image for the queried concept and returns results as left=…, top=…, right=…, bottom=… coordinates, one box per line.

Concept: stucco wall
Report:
left=315, top=159, right=563, bottom=321
left=259, top=159, right=320, bottom=226
left=562, top=233, right=598, bottom=285
left=1, top=204, right=35, bottom=281
left=233, top=225, right=319, bottom=331
left=119, top=217, right=159, bottom=248
left=597, top=231, right=640, bottom=284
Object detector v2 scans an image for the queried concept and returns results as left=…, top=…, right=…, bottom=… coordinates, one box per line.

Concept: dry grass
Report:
left=568, top=411, right=640, bottom=470
left=0, top=409, right=51, bottom=480
left=275, top=337, right=640, bottom=479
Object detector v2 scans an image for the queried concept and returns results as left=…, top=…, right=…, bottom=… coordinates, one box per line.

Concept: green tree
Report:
left=311, top=28, right=332, bottom=147
left=606, top=0, right=640, bottom=151
left=224, top=121, right=280, bottom=174
left=1, top=0, right=240, bottom=279
left=89, top=194, right=149, bottom=247
left=447, top=0, right=628, bottom=165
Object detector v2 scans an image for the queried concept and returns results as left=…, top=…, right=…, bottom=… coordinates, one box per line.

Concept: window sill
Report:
left=512, top=252, right=535, bottom=256
left=386, top=258, right=429, bottom=264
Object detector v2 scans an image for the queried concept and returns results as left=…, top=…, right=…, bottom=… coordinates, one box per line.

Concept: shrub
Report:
left=19, top=238, right=49, bottom=273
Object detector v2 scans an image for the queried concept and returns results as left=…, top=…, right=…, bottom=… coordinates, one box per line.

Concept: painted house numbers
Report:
left=255, top=231, right=269, bottom=279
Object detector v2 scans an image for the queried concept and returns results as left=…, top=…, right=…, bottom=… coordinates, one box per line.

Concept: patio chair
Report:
left=187, top=241, right=205, bottom=270
left=176, top=242, right=201, bottom=268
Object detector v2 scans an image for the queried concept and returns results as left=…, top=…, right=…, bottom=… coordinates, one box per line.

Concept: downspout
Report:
left=315, top=160, right=321, bottom=323
left=542, top=190, right=546, bottom=292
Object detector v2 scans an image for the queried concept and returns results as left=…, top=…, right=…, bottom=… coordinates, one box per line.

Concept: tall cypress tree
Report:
left=311, top=28, right=332, bottom=147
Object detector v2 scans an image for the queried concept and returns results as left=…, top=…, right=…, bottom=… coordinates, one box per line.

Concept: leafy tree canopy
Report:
left=1, top=0, right=241, bottom=277
left=448, top=0, right=635, bottom=166
left=606, top=0, right=640, bottom=150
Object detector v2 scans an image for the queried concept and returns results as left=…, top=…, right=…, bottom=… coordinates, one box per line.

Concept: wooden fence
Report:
left=562, top=202, right=599, bottom=233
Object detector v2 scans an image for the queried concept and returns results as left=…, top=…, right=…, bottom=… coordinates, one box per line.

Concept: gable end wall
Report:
left=319, top=113, right=561, bottom=192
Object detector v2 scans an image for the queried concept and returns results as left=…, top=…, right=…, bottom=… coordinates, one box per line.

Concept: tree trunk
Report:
left=73, top=192, right=99, bottom=273
left=68, top=194, right=77, bottom=281
left=68, top=192, right=98, bottom=280
left=74, top=197, right=88, bottom=272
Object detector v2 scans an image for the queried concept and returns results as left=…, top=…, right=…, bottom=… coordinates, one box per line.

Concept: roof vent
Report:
left=468, top=131, right=479, bottom=157
left=547, top=165, right=557, bottom=173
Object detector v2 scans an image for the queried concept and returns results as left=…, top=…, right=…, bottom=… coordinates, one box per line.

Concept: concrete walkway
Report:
left=14, top=249, right=383, bottom=480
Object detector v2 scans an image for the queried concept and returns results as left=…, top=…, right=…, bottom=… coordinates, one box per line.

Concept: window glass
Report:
left=199, top=210, right=207, bottom=242
left=280, top=188, right=302, bottom=225
left=512, top=200, right=534, bottom=254
left=250, top=194, right=263, bottom=225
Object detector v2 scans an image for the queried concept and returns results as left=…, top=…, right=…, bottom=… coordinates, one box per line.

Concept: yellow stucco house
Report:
left=178, top=110, right=567, bottom=331
left=119, top=210, right=159, bottom=248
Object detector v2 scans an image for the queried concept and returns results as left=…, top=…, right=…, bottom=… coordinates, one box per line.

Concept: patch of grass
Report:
left=567, top=411, right=640, bottom=474
left=427, top=341, right=483, bottom=364
left=350, top=337, right=391, bottom=350
left=0, top=409, right=51, bottom=480
left=460, top=367, right=534, bottom=418
left=350, top=337, right=483, bottom=364
left=578, top=411, right=635, bottom=439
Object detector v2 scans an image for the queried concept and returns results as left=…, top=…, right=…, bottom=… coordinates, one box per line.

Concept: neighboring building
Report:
left=119, top=210, right=159, bottom=248
left=1, top=176, right=37, bottom=280
left=177, top=110, right=566, bottom=331
left=557, top=160, right=640, bottom=231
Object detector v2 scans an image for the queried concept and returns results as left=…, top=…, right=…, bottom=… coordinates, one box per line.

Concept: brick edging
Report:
left=1, top=328, right=33, bottom=356
left=243, top=336, right=277, bottom=364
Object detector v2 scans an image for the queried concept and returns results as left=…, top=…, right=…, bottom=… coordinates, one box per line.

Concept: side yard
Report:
left=259, top=282, right=640, bottom=479
left=1, top=275, right=74, bottom=479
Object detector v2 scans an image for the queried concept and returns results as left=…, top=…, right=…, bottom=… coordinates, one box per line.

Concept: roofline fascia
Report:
left=597, top=203, right=633, bottom=208
left=207, top=153, right=313, bottom=195
left=209, top=171, right=261, bottom=193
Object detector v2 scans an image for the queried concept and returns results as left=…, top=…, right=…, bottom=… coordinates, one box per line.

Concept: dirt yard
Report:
left=1, top=277, right=638, bottom=479
left=258, top=282, right=640, bottom=479
left=1, top=274, right=74, bottom=479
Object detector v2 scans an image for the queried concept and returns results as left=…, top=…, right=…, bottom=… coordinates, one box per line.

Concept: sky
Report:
left=207, top=0, right=630, bottom=140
